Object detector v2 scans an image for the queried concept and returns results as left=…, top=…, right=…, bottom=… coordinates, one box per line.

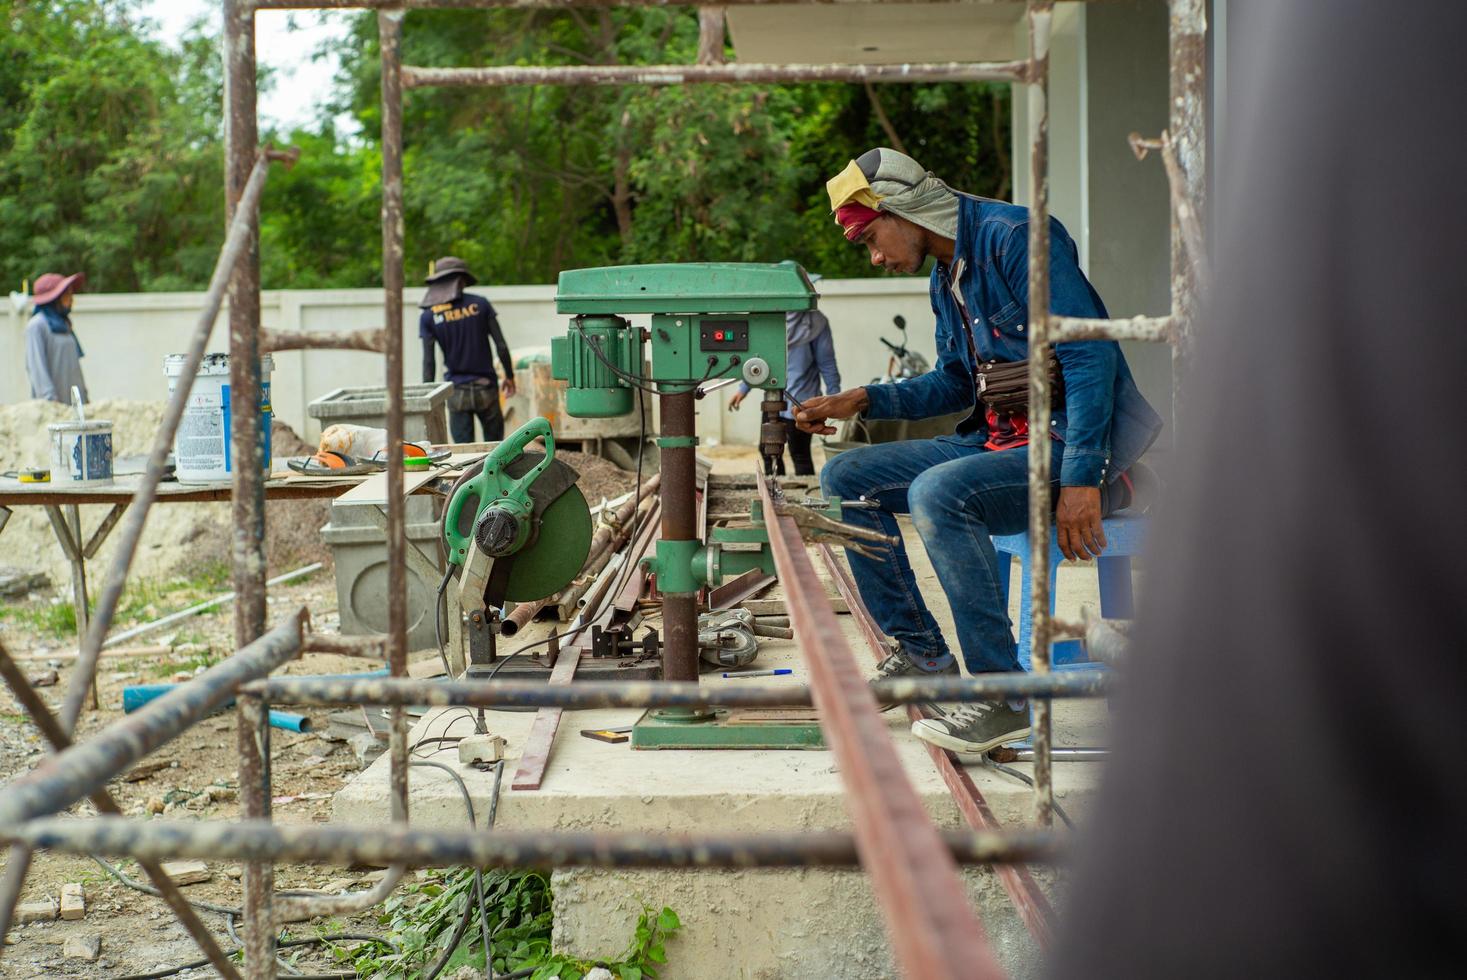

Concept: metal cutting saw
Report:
left=441, top=417, right=592, bottom=677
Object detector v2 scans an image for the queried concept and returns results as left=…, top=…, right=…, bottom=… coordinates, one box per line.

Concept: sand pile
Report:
left=0, top=400, right=330, bottom=591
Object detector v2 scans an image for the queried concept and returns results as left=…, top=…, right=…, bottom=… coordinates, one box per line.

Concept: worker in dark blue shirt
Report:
left=419, top=256, right=517, bottom=442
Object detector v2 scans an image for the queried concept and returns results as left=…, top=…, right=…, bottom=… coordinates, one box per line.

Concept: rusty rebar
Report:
left=756, top=470, right=1003, bottom=979
left=0, top=641, right=242, bottom=978
left=818, top=544, right=1058, bottom=947
left=2, top=819, right=1063, bottom=870
left=0, top=611, right=304, bottom=828
left=1024, top=0, right=1057, bottom=830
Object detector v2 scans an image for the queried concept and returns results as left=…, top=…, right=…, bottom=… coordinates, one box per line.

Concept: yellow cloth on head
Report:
left=825, top=160, right=884, bottom=212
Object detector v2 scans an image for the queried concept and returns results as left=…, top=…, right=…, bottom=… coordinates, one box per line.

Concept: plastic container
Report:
left=48, top=420, right=114, bottom=485
left=164, top=353, right=274, bottom=484
left=320, top=516, right=442, bottom=650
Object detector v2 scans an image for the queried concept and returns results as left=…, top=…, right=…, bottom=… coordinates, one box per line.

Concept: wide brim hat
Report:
left=421, top=256, right=477, bottom=309
left=33, top=272, right=85, bottom=306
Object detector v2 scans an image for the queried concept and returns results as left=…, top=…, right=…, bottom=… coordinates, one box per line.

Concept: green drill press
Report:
left=551, top=262, right=815, bottom=684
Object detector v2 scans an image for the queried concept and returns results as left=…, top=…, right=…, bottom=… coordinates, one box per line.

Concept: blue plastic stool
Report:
left=991, top=514, right=1148, bottom=671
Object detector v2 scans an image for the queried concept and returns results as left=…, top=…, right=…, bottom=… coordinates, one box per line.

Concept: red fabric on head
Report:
left=836, top=202, right=881, bottom=241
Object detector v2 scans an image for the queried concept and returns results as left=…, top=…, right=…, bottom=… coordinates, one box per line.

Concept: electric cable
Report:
left=435, top=563, right=456, bottom=678
left=983, top=759, right=1077, bottom=830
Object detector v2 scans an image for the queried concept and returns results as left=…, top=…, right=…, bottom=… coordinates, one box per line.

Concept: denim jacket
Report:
left=862, top=194, right=1163, bottom=486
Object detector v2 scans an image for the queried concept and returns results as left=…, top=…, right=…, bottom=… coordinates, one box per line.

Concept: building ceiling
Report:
left=726, top=1, right=1027, bottom=67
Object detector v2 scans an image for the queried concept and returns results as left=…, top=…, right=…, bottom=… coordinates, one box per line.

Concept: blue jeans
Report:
left=821, top=433, right=1063, bottom=675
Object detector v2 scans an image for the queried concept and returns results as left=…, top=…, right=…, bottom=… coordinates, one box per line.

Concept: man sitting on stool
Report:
left=796, top=148, right=1161, bottom=754
left=420, top=256, right=517, bottom=443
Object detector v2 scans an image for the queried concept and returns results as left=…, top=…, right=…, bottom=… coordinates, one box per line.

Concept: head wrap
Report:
left=826, top=148, right=961, bottom=241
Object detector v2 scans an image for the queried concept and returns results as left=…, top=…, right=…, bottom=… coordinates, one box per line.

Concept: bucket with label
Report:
left=48, top=420, right=114, bottom=485
left=163, top=353, right=274, bottom=484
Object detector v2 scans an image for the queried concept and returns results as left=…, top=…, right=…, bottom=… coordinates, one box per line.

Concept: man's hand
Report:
left=793, top=388, right=869, bottom=435
left=728, top=390, right=747, bottom=412
left=501, top=376, right=517, bottom=398
left=1056, top=486, right=1107, bottom=561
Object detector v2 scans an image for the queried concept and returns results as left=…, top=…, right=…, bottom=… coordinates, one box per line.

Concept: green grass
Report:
left=0, top=561, right=235, bottom=640
left=333, top=869, right=681, bottom=980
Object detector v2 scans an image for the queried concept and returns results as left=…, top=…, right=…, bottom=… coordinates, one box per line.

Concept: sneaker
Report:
left=911, top=699, right=1031, bottom=754
left=872, top=645, right=958, bottom=711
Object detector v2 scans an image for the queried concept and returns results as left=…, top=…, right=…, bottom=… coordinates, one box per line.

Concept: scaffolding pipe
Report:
left=225, top=0, right=268, bottom=653
left=246, top=673, right=1107, bottom=708
left=256, top=0, right=979, bottom=10
left=378, top=6, right=411, bottom=833
left=1, top=820, right=1062, bottom=870
left=404, top=60, right=1028, bottom=88
left=1024, top=0, right=1056, bottom=830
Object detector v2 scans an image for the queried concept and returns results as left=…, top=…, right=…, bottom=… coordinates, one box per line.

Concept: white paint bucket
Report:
left=48, top=420, right=114, bottom=485
left=163, top=353, right=274, bottom=484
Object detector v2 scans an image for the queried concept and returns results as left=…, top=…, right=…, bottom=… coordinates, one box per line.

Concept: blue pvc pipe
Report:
left=121, top=668, right=383, bottom=726
left=267, top=710, right=312, bottom=733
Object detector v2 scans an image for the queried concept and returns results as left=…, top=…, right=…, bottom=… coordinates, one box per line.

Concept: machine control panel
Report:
left=699, top=319, right=750, bottom=352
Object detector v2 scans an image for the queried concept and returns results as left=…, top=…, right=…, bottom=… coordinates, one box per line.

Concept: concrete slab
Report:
left=332, top=506, right=1118, bottom=978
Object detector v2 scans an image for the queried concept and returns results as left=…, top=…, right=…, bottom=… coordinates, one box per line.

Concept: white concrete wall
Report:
left=3, top=278, right=932, bottom=445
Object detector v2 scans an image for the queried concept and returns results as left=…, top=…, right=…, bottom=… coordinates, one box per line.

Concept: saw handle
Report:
left=443, top=416, right=557, bottom=567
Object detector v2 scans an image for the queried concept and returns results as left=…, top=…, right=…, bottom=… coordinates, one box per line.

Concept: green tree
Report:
left=0, top=1, right=225, bottom=292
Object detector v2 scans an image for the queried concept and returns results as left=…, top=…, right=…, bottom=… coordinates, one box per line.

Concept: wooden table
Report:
left=0, top=453, right=486, bottom=659
left=0, top=472, right=364, bottom=653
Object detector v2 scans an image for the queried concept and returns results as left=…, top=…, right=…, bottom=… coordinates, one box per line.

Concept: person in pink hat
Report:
left=24, top=271, right=88, bottom=404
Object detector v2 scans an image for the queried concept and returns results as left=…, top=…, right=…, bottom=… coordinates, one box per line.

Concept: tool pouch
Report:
left=977, top=354, right=1065, bottom=415
left=449, top=381, right=498, bottom=413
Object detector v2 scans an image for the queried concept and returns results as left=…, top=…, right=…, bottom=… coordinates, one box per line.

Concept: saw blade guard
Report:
left=442, top=417, right=593, bottom=604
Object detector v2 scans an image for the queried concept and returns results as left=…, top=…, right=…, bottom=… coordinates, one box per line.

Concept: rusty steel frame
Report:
left=0, top=3, right=1206, bottom=978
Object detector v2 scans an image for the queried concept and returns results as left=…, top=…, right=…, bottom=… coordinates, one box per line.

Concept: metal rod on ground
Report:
left=0, top=611, right=304, bottom=829
left=2, top=820, right=1062, bottom=870
left=378, top=6, right=411, bottom=848
left=403, top=60, right=1029, bottom=89
left=102, top=563, right=323, bottom=649
left=247, top=673, right=1108, bottom=709
left=660, top=390, right=699, bottom=682
left=756, top=469, right=1003, bottom=978
left=1025, top=0, right=1057, bottom=831
left=56, top=143, right=292, bottom=734
left=0, top=640, right=243, bottom=977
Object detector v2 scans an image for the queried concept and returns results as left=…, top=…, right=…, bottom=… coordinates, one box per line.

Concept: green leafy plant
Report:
left=335, top=869, right=681, bottom=979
